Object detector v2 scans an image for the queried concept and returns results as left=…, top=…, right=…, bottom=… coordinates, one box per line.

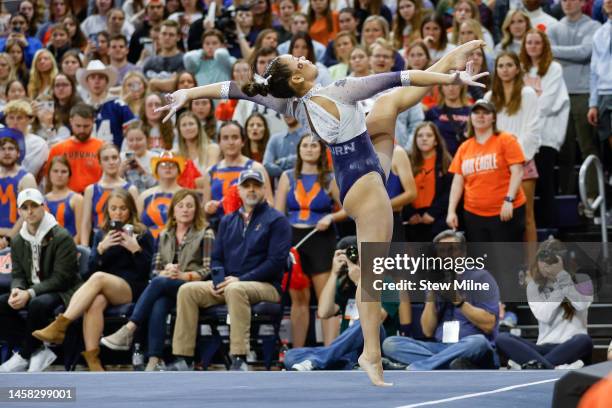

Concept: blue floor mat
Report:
left=0, top=370, right=563, bottom=408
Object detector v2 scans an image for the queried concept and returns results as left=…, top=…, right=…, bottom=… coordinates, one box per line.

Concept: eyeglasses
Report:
left=54, top=82, right=71, bottom=88
left=372, top=54, right=392, bottom=60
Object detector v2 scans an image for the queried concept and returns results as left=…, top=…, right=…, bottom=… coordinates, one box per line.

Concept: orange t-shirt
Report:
left=448, top=132, right=526, bottom=217
left=309, top=12, right=340, bottom=46
left=47, top=137, right=104, bottom=194
left=412, top=154, right=437, bottom=209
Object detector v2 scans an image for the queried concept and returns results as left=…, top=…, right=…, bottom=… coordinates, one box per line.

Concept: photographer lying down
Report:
left=382, top=230, right=500, bottom=370
left=284, top=236, right=408, bottom=371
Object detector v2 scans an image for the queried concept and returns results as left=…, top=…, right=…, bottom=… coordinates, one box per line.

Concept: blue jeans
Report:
left=382, top=334, right=495, bottom=370
left=284, top=321, right=385, bottom=370
left=495, top=332, right=592, bottom=368
left=130, top=276, right=185, bottom=357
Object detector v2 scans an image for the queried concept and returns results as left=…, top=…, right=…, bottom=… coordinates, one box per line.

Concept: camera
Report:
left=109, top=221, right=124, bottom=231
left=537, top=249, right=561, bottom=265
left=346, top=245, right=359, bottom=264
left=216, top=9, right=237, bottom=44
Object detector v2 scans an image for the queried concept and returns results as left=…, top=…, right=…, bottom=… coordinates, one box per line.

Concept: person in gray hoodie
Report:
left=547, top=0, right=601, bottom=198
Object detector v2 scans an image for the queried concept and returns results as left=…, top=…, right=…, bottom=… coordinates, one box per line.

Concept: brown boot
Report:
left=32, top=314, right=71, bottom=345
left=81, top=349, right=104, bottom=371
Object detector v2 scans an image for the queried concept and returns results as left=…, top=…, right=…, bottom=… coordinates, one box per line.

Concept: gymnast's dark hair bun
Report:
left=242, top=82, right=270, bottom=97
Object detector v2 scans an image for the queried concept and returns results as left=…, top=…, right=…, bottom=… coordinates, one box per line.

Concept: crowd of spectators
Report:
left=0, top=0, right=610, bottom=372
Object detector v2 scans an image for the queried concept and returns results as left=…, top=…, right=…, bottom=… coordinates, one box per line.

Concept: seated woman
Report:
left=32, top=189, right=154, bottom=371
left=80, top=143, right=138, bottom=246
left=101, top=189, right=214, bottom=371
left=495, top=239, right=593, bottom=369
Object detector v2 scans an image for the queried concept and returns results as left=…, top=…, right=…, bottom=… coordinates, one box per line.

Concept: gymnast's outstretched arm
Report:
left=157, top=81, right=290, bottom=122
left=317, top=60, right=487, bottom=106
left=372, top=40, right=488, bottom=116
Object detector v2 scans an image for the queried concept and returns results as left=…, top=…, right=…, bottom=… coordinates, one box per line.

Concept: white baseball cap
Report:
left=17, top=188, right=45, bottom=208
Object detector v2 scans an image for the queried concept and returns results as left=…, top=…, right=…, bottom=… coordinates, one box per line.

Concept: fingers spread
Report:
left=162, top=108, right=176, bottom=123
left=473, top=72, right=490, bottom=81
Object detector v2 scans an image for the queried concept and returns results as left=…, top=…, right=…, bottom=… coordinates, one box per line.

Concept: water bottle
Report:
left=132, top=343, right=144, bottom=371
left=278, top=340, right=289, bottom=364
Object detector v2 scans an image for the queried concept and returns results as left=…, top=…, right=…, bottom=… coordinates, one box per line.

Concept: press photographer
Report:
left=284, top=236, right=407, bottom=371
left=382, top=230, right=500, bottom=370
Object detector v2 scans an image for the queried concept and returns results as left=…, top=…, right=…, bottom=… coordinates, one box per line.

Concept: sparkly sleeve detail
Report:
left=227, top=81, right=289, bottom=114
left=400, top=70, right=410, bottom=86
left=319, top=72, right=403, bottom=104
left=219, top=81, right=231, bottom=99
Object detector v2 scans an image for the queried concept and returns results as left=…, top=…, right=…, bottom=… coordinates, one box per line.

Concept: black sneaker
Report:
left=521, top=360, right=546, bottom=370
left=382, top=357, right=408, bottom=370
left=449, top=357, right=480, bottom=370
left=230, top=356, right=248, bottom=371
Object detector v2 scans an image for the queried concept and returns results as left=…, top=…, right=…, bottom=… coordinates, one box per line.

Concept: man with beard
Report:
left=76, top=61, right=135, bottom=148
left=0, top=133, right=37, bottom=250
left=46, top=103, right=104, bottom=194
left=168, top=169, right=291, bottom=371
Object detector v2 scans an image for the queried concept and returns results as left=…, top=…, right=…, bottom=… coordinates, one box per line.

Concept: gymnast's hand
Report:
left=156, top=89, right=190, bottom=123
left=452, top=61, right=489, bottom=88
left=443, top=40, right=487, bottom=71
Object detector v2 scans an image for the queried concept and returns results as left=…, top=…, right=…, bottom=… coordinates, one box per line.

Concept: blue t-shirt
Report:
left=433, top=268, right=500, bottom=344
left=95, top=98, right=135, bottom=148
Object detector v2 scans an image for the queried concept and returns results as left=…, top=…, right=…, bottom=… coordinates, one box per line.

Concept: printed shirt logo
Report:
left=0, top=183, right=17, bottom=225
left=330, top=142, right=356, bottom=156
left=461, top=153, right=498, bottom=177
left=294, top=179, right=321, bottom=221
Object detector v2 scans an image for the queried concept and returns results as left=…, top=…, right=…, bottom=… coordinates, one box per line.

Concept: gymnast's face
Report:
left=280, top=54, right=318, bottom=86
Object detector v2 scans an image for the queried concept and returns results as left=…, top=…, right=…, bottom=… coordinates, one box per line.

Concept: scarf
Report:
left=19, top=212, right=58, bottom=284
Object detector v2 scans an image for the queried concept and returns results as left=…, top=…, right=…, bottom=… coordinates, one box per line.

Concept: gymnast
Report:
left=157, top=40, right=488, bottom=386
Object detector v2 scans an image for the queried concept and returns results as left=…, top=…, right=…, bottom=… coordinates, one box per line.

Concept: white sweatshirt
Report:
left=485, top=87, right=542, bottom=161
left=527, top=271, right=592, bottom=345
left=524, top=61, right=570, bottom=151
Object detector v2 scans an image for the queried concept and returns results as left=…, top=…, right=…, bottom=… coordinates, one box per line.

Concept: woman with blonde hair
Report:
left=176, top=110, right=220, bottom=174
left=494, top=10, right=531, bottom=56
left=101, top=188, right=214, bottom=371
left=0, top=52, right=15, bottom=101
left=121, top=71, right=148, bottom=118
left=361, top=15, right=405, bottom=72
left=28, top=49, right=58, bottom=99
left=33, top=188, right=154, bottom=371
left=329, top=31, right=357, bottom=80
left=448, top=0, right=494, bottom=49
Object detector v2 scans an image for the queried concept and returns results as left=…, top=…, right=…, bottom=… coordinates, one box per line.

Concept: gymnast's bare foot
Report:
left=359, top=353, right=393, bottom=387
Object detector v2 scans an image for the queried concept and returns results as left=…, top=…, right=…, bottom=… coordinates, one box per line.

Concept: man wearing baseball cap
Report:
left=0, top=188, right=80, bottom=372
left=170, top=169, right=291, bottom=371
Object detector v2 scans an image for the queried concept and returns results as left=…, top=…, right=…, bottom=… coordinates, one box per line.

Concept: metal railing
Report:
left=579, top=154, right=609, bottom=263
